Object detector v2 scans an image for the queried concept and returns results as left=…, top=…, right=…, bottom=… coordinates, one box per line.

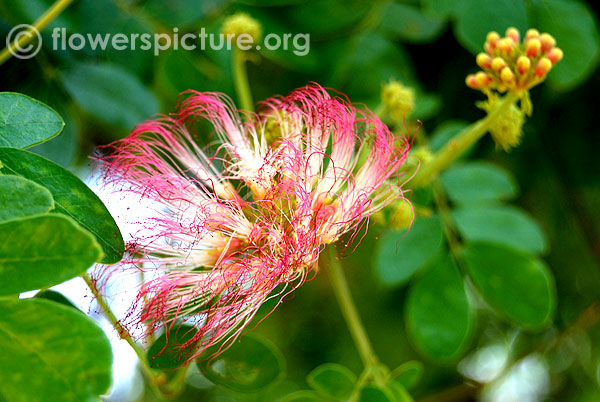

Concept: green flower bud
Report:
left=221, top=13, right=262, bottom=46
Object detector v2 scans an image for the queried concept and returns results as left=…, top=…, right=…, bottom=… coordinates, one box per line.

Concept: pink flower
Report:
left=96, top=84, right=409, bottom=359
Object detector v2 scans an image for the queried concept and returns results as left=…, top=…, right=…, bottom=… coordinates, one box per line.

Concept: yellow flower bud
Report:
left=525, top=29, right=540, bottom=40
left=221, top=13, right=262, bottom=45
left=381, top=80, right=415, bottom=121
left=539, top=33, right=556, bottom=53
left=389, top=198, right=414, bottom=230
left=526, top=38, right=541, bottom=58
left=496, top=37, right=515, bottom=54
left=466, top=74, right=479, bottom=89
left=411, top=146, right=433, bottom=165
left=476, top=53, right=493, bottom=69
left=486, top=31, right=500, bottom=46
left=535, top=57, right=552, bottom=78
left=500, top=67, right=515, bottom=84
left=505, top=27, right=520, bottom=43
left=491, top=57, right=506, bottom=72
left=547, top=47, right=563, bottom=64
left=516, top=56, right=531, bottom=75
left=475, top=71, right=491, bottom=87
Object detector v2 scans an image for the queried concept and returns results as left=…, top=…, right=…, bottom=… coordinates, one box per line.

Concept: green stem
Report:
left=327, top=247, right=378, bottom=368
left=160, top=364, right=192, bottom=398
left=410, top=91, right=520, bottom=188
left=82, top=274, right=162, bottom=390
left=232, top=48, right=254, bottom=112
left=0, top=0, right=75, bottom=65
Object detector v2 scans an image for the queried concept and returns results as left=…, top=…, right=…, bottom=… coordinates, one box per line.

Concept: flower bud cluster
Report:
left=221, top=13, right=262, bottom=44
left=478, top=97, right=525, bottom=151
left=381, top=80, right=415, bottom=122
left=466, top=27, right=563, bottom=93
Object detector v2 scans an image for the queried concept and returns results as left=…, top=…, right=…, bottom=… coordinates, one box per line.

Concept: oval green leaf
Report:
left=463, top=243, right=556, bottom=329
left=452, top=205, right=548, bottom=255
left=377, top=3, right=445, bottom=43
left=406, top=256, right=472, bottom=362
left=143, top=0, right=228, bottom=28
left=0, top=175, right=54, bottom=222
left=391, top=360, right=424, bottom=390
left=453, top=0, right=528, bottom=54
left=307, top=363, right=356, bottom=400
left=147, top=324, right=198, bottom=369
left=422, top=0, right=459, bottom=19
left=440, top=162, right=518, bottom=204
left=388, top=382, right=415, bottom=402
left=375, top=216, right=444, bottom=287
left=59, top=62, right=159, bottom=134
left=0, top=92, right=64, bottom=149
left=530, top=0, right=600, bottom=90
left=0, top=298, right=112, bottom=402
left=331, top=33, right=416, bottom=102
left=34, top=289, right=80, bottom=311
left=197, top=333, right=285, bottom=392
left=358, top=385, right=396, bottom=402
left=0, top=147, right=124, bottom=264
left=0, top=214, right=102, bottom=295
left=280, top=391, right=323, bottom=402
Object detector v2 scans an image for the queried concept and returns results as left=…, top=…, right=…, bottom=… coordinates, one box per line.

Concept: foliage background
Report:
left=0, top=0, right=599, bottom=401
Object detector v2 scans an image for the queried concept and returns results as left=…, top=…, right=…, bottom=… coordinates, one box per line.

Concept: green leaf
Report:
left=358, top=385, right=396, bottom=402
left=406, top=256, right=472, bottom=362
left=375, top=216, right=444, bottom=287
left=280, top=391, right=323, bottom=402
left=412, top=92, right=442, bottom=121
left=463, top=243, right=556, bottom=328
left=452, top=205, right=548, bottom=255
left=0, top=298, right=112, bottom=402
left=148, top=324, right=198, bottom=369
left=143, top=0, right=227, bottom=28
left=251, top=9, right=321, bottom=74
left=0, top=175, right=54, bottom=222
left=440, top=162, right=518, bottom=204
left=197, top=333, right=285, bottom=392
left=377, top=3, right=446, bottom=43
left=529, top=0, right=600, bottom=90
left=330, top=33, right=416, bottom=102
left=453, top=0, right=528, bottom=54
left=390, top=360, right=424, bottom=390
left=388, top=382, right=415, bottom=402
left=286, top=0, right=372, bottom=38
left=0, top=147, right=125, bottom=264
left=0, top=214, right=101, bottom=296
left=34, top=289, right=79, bottom=310
left=0, top=92, right=64, bottom=149
left=421, top=0, right=459, bottom=20
left=307, top=363, right=356, bottom=400
left=74, top=0, right=154, bottom=77
left=29, top=104, right=79, bottom=168
left=59, top=62, right=159, bottom=134
left=156, top=50, right=210, bottom=100
left=0, top=0, right=74, bottom=30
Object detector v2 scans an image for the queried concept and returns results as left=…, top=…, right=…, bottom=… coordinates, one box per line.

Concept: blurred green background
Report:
left=1, top=0, right=599, bottom=401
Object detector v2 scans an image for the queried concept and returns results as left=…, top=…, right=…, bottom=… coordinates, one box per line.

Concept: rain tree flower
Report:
left=95, top=84, right=409, bottom=359
left=465, top=27, right=563, bottom=151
